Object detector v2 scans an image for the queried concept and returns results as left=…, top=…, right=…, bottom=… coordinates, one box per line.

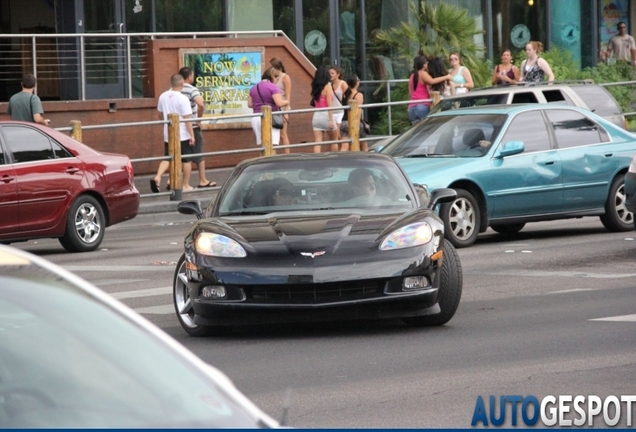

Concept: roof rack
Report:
left=490, top=79, right=594, bottom=88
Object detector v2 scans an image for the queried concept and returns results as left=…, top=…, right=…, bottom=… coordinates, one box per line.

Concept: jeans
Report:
left=408, top=104, right=430, bottom=124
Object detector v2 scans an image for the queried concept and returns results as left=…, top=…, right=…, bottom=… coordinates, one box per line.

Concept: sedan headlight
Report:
left=380, top=222, right=433, bottom=250
left=630, top=155, right=636, bottom=173
left=196, top=233, right=247, bottom=258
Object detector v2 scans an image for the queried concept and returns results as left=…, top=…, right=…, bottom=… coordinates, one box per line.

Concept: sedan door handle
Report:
left=65, top=167, right=80, bottom=174
left=0, top=175, right=15, bottom=183
left=605, top=153, right=613, bottom=157
left=544, top=161, right=555, bottom=165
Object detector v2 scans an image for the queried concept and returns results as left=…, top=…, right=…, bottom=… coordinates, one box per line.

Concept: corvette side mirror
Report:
left=428, top=188, right=457, bottom=209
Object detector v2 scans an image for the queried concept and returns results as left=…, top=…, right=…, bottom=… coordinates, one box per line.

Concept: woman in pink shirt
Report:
left=310, top=66, right=337, bottom=153
left=408, top=55, right=451, bottom=125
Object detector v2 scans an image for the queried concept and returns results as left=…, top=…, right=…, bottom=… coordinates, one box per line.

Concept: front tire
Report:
left=402, top=241, right=463, bottom=327
left=600, top=174, right=634, bottom=232
left=440, top=188, right=480, bottom=248
left=173, top=254, right=215, bottom=337
left=490, top=223, right=525, bottom=235
left=59, top=195, right=105, bottom=253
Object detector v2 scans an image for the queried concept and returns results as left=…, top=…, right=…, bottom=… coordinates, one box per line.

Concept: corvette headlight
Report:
left=196, top=233, right=247, bottom=258
left=380, top=222, right=433, bottom=250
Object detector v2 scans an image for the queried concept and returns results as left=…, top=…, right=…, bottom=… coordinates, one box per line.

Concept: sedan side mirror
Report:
left=177, top=200, right=204, bottom=220
left=496, top=140, right=525, bottom=158
left=427, top=188, right=457, bottom=209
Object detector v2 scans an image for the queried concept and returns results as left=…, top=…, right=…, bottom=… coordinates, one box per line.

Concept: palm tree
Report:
left=374, top=0, right=487, bottom=86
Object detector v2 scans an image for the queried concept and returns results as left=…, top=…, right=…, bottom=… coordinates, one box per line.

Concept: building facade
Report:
left=1, top=0, right=635, bottom=102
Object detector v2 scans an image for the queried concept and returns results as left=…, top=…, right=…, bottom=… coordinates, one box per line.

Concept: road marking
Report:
left=134, top=304, right=175, bottom=314
left=590, top=314, right=636, bottom=322
left=549, top=288, right=597, bottom=294
left=64, top=265, right=175, bottom=272
left=466, top=270, right=636, bottom=279
left=111, top=286, right=172, bottom=300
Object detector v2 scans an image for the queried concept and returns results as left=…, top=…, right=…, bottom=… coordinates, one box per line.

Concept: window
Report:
left=569, top=86, right=622, bottom=117
left=501, top=111, right=551, bottom=153
left=2, top=126, right=55, bottom=163
left=544, top=109, right=603, bottom=149
left=543, top=89, right=571, bottom=104
left=511, top=92, right=539, bottom=104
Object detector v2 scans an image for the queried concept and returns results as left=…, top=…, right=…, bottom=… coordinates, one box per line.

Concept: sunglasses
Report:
left=275, top=189, right=293, bottom=197
left=619, top=26, right=626, bottom=29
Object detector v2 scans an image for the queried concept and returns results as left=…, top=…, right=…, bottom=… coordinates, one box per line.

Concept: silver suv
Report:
left=431, top=81, right=626, bottom=129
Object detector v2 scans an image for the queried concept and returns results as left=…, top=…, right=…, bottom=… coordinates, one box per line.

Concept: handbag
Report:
left=256, top=83, right=284, bottom=129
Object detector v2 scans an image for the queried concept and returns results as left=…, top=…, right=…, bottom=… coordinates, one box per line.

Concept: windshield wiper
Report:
left=221, top=210, right=270, bottom=216
left=404, top=153, right=456, bottom=158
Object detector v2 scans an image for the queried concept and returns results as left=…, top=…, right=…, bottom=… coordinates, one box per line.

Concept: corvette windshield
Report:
left=380, top=113, right=507, bottom=158
left=219, top=158, right=415, bottom=215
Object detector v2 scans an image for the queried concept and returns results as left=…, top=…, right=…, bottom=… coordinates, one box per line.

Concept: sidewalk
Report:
left=134, top=167, right=234, bottom=215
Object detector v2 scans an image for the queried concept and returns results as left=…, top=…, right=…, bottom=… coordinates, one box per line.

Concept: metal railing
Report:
left=59, top=96, right=433, bottom=200
left=0, top=30, right=295, bottom=101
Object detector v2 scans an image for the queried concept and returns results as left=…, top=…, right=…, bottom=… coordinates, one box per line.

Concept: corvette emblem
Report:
left=300, top=251, right=326, bottom=258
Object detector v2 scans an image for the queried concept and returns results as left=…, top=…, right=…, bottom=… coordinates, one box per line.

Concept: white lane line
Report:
left=63, top=265, right=175, bottom=272
left=111, top=286, right=172, bottom=300
left=549, top=288, right=597, bottom=294
left=134, top=304, right=175, bottom=314
left=466, top=270, right=636, bottom=279
left=590, top=314, right=636, bottom=322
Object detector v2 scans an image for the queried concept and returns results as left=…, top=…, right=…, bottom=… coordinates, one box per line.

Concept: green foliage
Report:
left=579, top=62, right=636, bottom=112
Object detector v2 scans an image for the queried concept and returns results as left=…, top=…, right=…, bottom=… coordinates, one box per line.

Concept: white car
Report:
left=0, top=244, right=278, bottom=428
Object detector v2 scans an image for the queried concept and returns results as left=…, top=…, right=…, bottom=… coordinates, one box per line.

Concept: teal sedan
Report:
left=380, top=105, right=636, bottom=247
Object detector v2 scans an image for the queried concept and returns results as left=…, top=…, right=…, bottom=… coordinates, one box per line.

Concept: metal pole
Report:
left=126, top=35, right=132, bottom=98
left=80, top=35, right=86, bottom=101
left=31, top=37, right=37, bottom=91
left=387, top=79, right=392, bottom=136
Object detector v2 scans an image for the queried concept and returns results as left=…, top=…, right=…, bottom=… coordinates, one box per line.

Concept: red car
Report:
left=0, top=121, right=139, bottom=252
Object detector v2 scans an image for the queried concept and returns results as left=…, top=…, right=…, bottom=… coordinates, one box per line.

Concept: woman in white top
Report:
left=270, top=57, right=292, bottom=153
left=329, top=66, right=348, bottom=151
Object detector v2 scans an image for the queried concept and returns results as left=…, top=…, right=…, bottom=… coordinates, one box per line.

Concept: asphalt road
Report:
left=11, top=214, right=636, bottom=428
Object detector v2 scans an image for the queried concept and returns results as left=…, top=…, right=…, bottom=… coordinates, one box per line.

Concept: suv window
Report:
left=501, top=111, right=552, bottom=153
left=433, top=94, right=508, bottom=112
left=569, top=85, right=621, bottom=117
left=511, top=92, right=539, bottom=104
left=545, top=109, right=605, bottom=148
left=542, top=89, right=572, bottom=104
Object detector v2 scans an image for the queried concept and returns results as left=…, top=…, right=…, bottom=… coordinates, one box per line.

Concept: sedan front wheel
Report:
left=440, top=189, right=480, bottom=248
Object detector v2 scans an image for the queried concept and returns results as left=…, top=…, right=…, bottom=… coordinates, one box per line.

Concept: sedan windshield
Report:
left=380, top=113, right=507, bottom=158
left=219, top=158, right=415, bottom=216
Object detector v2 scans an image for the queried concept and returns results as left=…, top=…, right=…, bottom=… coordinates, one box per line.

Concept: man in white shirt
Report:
left=151, top=74, right=195, bottom=193
left=606, top=21, right=636, bottom=66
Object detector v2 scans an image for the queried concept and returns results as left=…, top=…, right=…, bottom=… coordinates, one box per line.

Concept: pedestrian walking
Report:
left=448, top=52, right=474, bottom=94
left=247, top=67, right=290, bottom=153
left=520, top=41, right=554, bottom=83
left=408, top=56, right=451, bottom=125
left=7, top=73, right=50, bottom=125
left=492, top=49, right=520, bottom=85
left=605, top=21, right=636, bottom=65
left=151, top=74, right=195, bottom=193
left=329, top=65, right=348, bottom=151
left=310, top=66, right=337, bottom=153
left=179, top=67, right=215, bottom=188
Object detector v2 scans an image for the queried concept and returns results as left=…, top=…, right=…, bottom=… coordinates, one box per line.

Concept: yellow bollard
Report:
left=168, top=113, right=183, bottom=201
left=70, top=120, right=82, bottom=142
left=260, top=105, right=273, bottom=156
left=348, top=99, right=361, bottom=152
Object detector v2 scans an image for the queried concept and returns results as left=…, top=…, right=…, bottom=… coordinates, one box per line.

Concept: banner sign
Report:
left=599, top=0, right=629, bottom=44
left=180, top=48, right=264, bottom=129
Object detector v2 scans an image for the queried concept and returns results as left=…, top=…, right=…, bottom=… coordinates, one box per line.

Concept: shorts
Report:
left=408, top=104, right=430, bottom=124
left=312, top=111, right=336, bottom=132
left=164, top=139, right=195, bottom=159
left=251, top=116, right=280, bottom=145
left=333, top=111, right=345, bottom=124
left=183, top=127, right=204, bottom=163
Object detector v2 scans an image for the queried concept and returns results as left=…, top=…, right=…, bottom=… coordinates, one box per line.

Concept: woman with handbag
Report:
left=340, top=75, right=368, bottom=151
left=329, top=66, right=348, bottom=151
left=248, top=67, right=290, bottom=154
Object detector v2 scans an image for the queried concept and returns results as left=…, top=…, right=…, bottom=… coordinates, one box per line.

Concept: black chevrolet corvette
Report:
left=174, top=152, right=462, bottom=336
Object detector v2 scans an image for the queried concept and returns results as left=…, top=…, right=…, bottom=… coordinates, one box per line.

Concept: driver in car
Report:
left=348, top=168, right=377, bottom=199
